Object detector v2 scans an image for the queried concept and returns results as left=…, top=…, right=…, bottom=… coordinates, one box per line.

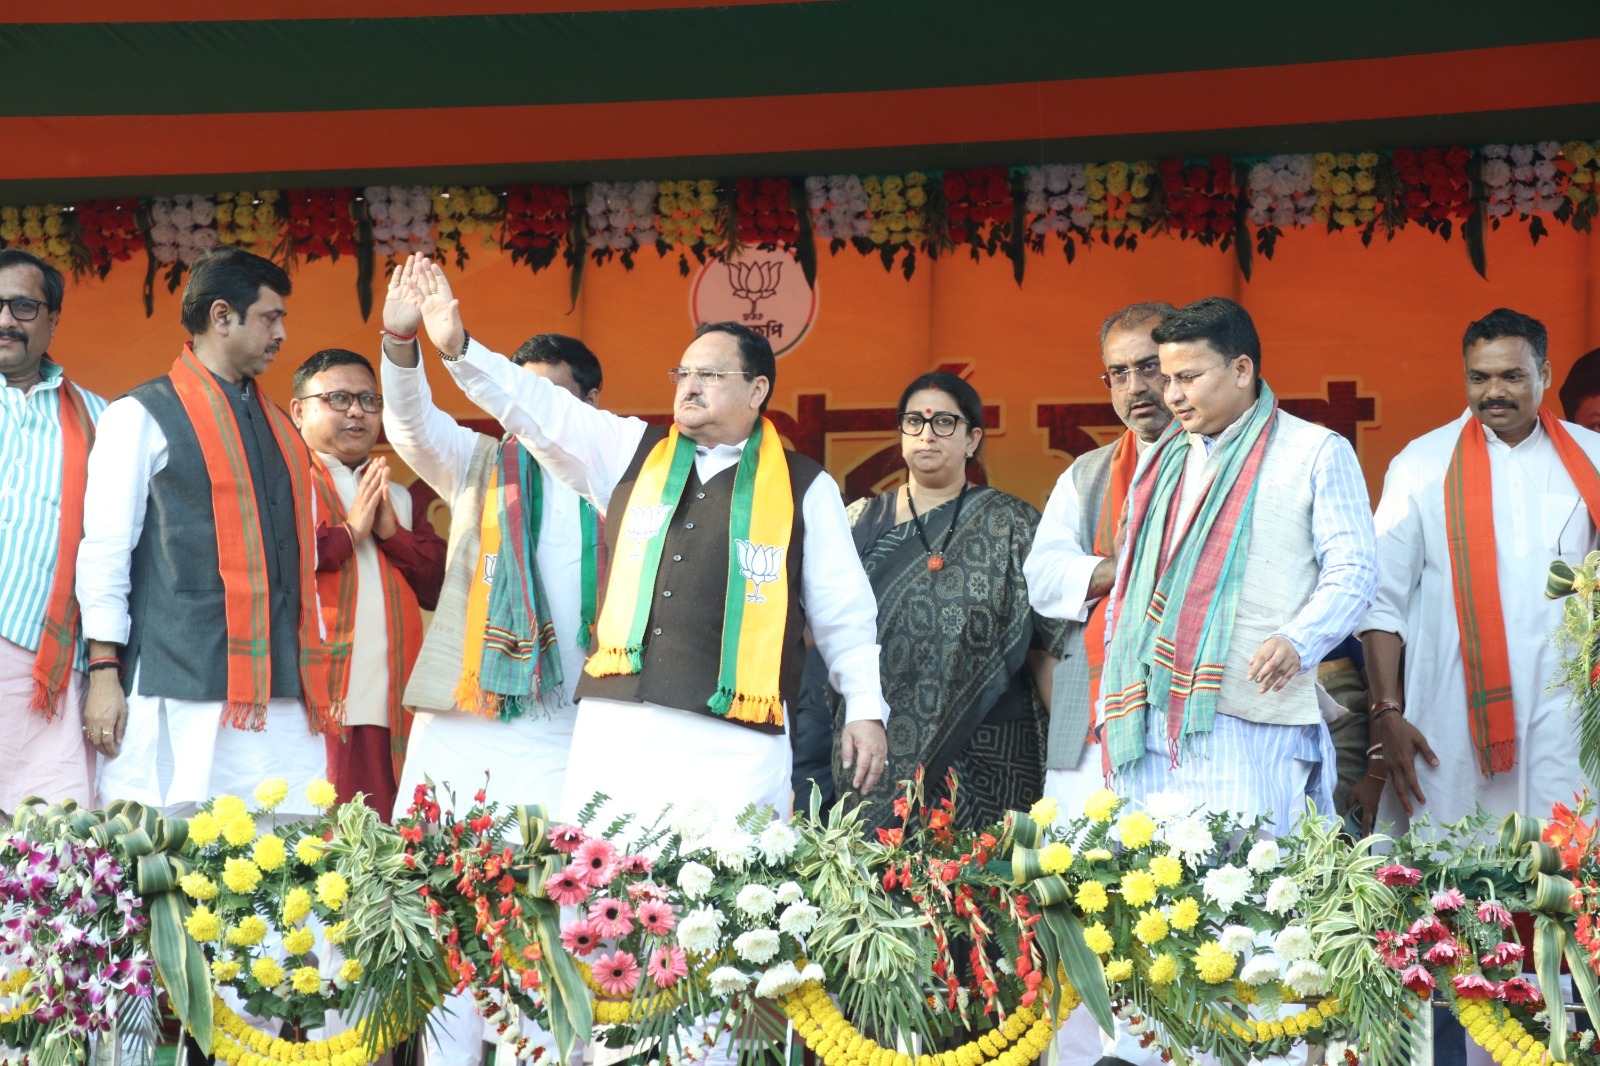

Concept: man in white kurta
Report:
left=397, top=256, right=889, bottom=835
left=77, top=248, right=326, bottom=818
left=1357, top=310, right=1600, bottom=837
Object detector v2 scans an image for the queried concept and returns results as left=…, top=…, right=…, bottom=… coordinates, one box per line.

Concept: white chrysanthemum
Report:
left=671, top=800, right=716, bottom=845
left=1274, top=925, right=1314, bottom=961
left=1163, top=815, right=1216, bottom=863
left=1264, top=875, right=1301, bottom=914
left=799, top=962, right=824, bottom=984
left=676, top=907, right=724, bottom=954
left=733, top=929, right=780, bottom=965
left=1219, top=925, right=1255, bottom=955
left=775, top=881, right=805, bottom=905
left=1239, top=954, right=1282, bottom=986
left=706, top=820, right=757, bottom=871
left=735, top=883, right=777, bottom=918
left=677, top=861, right=714, bottom=901
left=778, top=903, right=819, bottom=937
left=754, top=960, right=804, bottom=998
left=1140, top=791, right=1193, bottom=825
left=757, top=823, right=797, bottom=864
left=1202, top=864, right=1252, bottom=909
left=1246, top=840, right=1281, bottom=873
left=1284, top=959, right=1330, bottom=998
left=708, top=966, right=751, bottom=996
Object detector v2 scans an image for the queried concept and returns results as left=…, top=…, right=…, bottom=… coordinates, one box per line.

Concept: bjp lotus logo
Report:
left=728, top=260, right=782, bottom=321
left=736, top=540, right=785, bottom=603
left=624, top=504, right=672, bottom=558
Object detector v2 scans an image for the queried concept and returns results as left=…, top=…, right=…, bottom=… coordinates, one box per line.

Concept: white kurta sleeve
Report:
left=798, top=475, right=889, bottom=725
left=1358, top=445, right=1426, bottom=642
left=379, top=342, right=477, bottom=503
left=76, top=398, right=169, bottom=645
left=1024, top=468, right=1104, bottom=622
left=446, top=337, right=647, bottom=511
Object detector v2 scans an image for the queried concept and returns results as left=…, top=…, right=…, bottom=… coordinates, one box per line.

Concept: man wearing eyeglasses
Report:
left=289, top=348, right=445, bottom=821
left=1025, top=302, right=1174, bottom=1065
left=392, top=256, right=889, bottom=848
left=0, top=249, right=109, bottom=813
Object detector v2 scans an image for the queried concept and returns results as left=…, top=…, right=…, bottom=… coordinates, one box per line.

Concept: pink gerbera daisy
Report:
left=1480, top=941, right=1525, bottom=969
left=1498, top=976, right=1542, bottom=1006
left=588, top=896, right=635, bottom=938
left=573, top=838, right=618, bottom=886
left=1429, top=888, right=1467, bottom=912
left=637, top=900, right=677, bottom=936
left=560, top=918, right=602, bottom=957
left=545, top=867, right=592, bottom=907
left=1451, top=973, right=1497, bottom=999
left=647, top=945, right=688, bottom=989
left=1376, top=864, right=1423, bottom=887
left=1422, top=939, right=1466, bottom=966
left=547, top=825, right=587, bottom=854
left=1477, top=900, right=1514, bottom=928
left=593, top=950, right=641, bottom=998
left=618, top=853, right=654, bottom=876
left=627, top=881, right=671, bottom=904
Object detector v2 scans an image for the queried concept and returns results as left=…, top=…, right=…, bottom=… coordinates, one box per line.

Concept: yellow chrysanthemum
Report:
left=179, top=872, right=219, bottom=901
left=1133, top=908, right=1169, bottom=945
left=211, top=958, right=241, bottom=982
left=253, top=778, right=289, bottom=811
left=221, top=857, right=263, bottom=895
left=252, top=834, right=287, bottom=872
left=1147, top=854, right=1183, bottom=887
left=1083, top=922, right=1115, bottom=956
left=184, top=905, right=221, bottom=942
left=1028, top=797, right=1058, bottom=826
left=1082, top=789, right=1119, bottom=823
left=1192, top=941, right=1237, bottom=984
left=317, top=871, right=350, bottom=911
left=227, top=915, right=267, bottom=947
left=291, top=966, right=322, bottom=995
left=283, top=927, right=315, bottom=956
left=1147, top=953, right=1179, bottom=985
left=212, top=795, right=247, bottom=822
left=324, top=920, right=350, bottom=945
left=295, top=835, right=326, bottom=866
left=223, top=815, right=257, bottom=847
left=1038, top=842, right=1074, bottom=875
left=1084, top=848, right=1113, bottom=863
left=188, top=811, right=222, bottom=847
left=1075, top=880, right=1109, bottom=914
left=1120, top=870, right=1158, bottom=908
left=251, top=957, right=285, bottom=988
left=1115, top=812, right=1156, bottom=850
left=282, top=887, right=313, bottom=925
left=306, top=780, right=339, bottom=810
left=1169, top=897, right=1201, bottom=932
left=339, top=959, right=364, bottom=983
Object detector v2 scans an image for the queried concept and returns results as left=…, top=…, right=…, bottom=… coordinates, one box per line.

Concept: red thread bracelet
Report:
left=381, top=328, right=417, bottom=343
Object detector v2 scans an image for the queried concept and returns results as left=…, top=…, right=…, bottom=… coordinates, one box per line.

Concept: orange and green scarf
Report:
left=1445, top=409, right=1600, bottom=776
left=310, top=457, right=427, bottom=778
left=168, top=345, right=337, bottom=733
left=457, top=441, right=601, bottom=720
left=1081, top=429, right=1141, bottom=732
left=585, top=418, right=794, bottom=726
left=29, top=376, right=95, bottom=719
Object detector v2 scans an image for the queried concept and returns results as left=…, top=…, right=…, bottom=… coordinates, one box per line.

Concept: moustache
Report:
left=1478, top=400, right=1517, bottom=411
left=0, top=330, right=25, bottom=344
left=679, top=397, right=706, bottom=408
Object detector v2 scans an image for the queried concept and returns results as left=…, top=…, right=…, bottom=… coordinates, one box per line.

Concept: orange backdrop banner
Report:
left=47, top=224, right=1600, bottom=527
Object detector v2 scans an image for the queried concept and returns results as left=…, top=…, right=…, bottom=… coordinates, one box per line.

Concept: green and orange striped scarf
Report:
left=29, top=377, right=95, bottom=719
left=168, top=345, right=337, bottom=733
left=1445, top=409, right=1600, bottom=776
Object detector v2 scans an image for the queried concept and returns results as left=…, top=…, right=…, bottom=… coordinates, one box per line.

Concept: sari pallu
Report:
left=828, top=486, right=1068, bottom=831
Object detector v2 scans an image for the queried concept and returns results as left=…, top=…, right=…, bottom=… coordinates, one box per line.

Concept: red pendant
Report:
left=927, top=555, right=944, bottom=572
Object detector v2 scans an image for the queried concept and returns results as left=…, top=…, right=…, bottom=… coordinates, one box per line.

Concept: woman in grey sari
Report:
left=828, top=372, right=1066, bottom=831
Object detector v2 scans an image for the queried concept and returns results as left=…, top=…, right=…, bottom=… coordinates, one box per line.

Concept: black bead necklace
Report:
left=905, top=480, right=970, bottom=572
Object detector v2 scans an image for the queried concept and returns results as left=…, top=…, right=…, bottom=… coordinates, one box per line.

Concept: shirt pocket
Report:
left=1541, top=492, right=1586, bottom=559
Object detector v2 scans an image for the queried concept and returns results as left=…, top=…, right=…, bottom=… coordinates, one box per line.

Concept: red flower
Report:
left=1423, top=939, right=1466, bottom=966
left=1451, top=974, right=1497, bottom=999
left=1408, top=915, right=1450, bottom=943
left=1479, top=941, right=1525, bottom=969
left=877, top=827, right=904, bottom=848
left=1477, top=900, right=1514, bottom=928
left=1401, top=965, right=1436, bottom=995
left=1376, top=864, right=1422, bottom=887
left=1498, top=977, right=1541, bottom=1006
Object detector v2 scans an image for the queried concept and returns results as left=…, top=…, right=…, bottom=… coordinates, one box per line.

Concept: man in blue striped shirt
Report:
left=0, top=249, right=109, bottom=812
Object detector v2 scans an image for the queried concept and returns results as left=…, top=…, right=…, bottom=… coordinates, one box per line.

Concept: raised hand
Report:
left=383, top=254, right=425, bottom=339
left=414, top=258, right=465, bottom=356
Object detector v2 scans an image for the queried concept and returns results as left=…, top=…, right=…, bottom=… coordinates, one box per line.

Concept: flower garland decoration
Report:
left=1482, top=143, right=1569, bottom=219
left=215, top=191, right=282, bottom=255
left=733, top=178, right=800, bottom=250
left=1021, top=165, right=1089, bottom=258
left=782, top=981, right=1059, bottom=1066
left=1078, top=162, right=1155, bottom=246
left=149, top=195, right=221, bottom=270
left=75, top=198, right=145, bottom=275
left=502, top=184, right=574, bottom=273
left=284, top=188, right=358, bottom=262
left=1458, top=997, right=1581, bottom=1066
left=941, top=167, right=1013, bottom=253
left=585, top=181, right=660, bottom=265
left=1310, top=153, right=1380, bottom=231
left=209, top=996, right=394, bottom=1066
left=1386, top=146, right=1475, bottom=236
left=1245, top=156, right=1316, bottom=228
left=0, top=204, right=76, bottom=271
left=804, top=175, right=871, bottom=246
left=363, top=186, right=434, bottom=259
left=1560, top=141, right=1599, bottom=225
left=431, top=185, right=500, bottom=265
left=656, top=180, right=725, bottom=262
left=1158, top=157, right=1237, bottom=247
